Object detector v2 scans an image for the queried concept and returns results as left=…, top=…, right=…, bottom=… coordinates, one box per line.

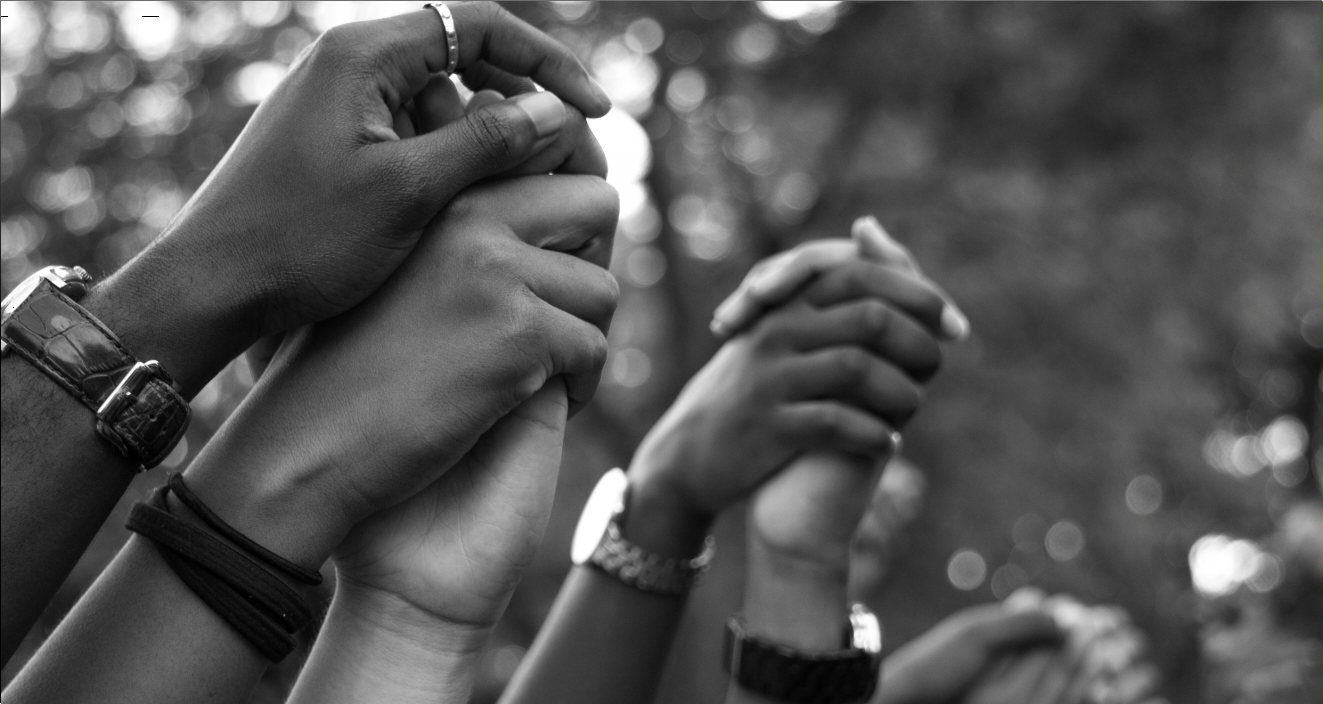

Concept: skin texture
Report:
left=0, top=3, right=607, bottom=669
left=290, top=380, right=571, bottom=703
left=725, top=224, right=972, bottom=703
left=3, top=169, right=619, bottom=702
left=284, top=91, right=595, bottom=704
left=503, top=237, right=954, bottom=704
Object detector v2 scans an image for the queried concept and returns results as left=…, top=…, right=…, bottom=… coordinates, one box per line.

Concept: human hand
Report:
left=962, top=591, right=1161, bottom=704
left=875, top=601, right=1061, bottom=703
left=119, top=4, right=610, bottom=370
left=333, top=377, right=569, bottom=630
left=183, top=174, right=618, bottom=569
left=624, top=242, right=950, bottom=554
left=742, top=218, right=963, bottom=576
left=710, top=216, right=969, bottom=341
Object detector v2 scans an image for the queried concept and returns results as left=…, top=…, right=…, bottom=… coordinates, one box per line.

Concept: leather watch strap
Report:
left=724, top=614, right=880, bottom=704
left=1, top=278, right=190, bottom=469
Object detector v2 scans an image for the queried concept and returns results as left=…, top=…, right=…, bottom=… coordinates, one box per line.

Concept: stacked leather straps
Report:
left=127, top=474, right=322, bottom=661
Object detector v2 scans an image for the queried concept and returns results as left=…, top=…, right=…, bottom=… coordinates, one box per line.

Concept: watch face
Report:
left=850, top=604, right=883, bottom=654
left=571, top=468, right=628, bottom=565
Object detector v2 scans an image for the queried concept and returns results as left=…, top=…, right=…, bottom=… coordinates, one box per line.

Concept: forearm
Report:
left=289, top=583, right=490, bottom=704
left=4, top=446, right=343, bottom=700
left=2, top=534, right=271, bottom=702
left=0, top=360, right=137, bottom=666
left=0, top=229, right=261, bottom=667
left=502, top=475, right=711, bottom=703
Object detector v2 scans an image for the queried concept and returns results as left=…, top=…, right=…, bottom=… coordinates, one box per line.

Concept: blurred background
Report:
left=1, top=1, right=1319, bottom=702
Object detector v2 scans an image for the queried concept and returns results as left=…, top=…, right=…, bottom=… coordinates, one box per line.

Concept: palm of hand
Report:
left=334, top=382, right=568, bottom=627
left=748, top=450, right=883, bottom=570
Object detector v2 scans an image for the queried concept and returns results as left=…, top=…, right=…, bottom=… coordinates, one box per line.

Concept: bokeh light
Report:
left=1188, top=534, right=1272, bottom=597
left=1045, top=520, right=1086, bottom=561
left=1125, top=475, right=1164, bottom=516
left=947, top=549, right=988, bottom=591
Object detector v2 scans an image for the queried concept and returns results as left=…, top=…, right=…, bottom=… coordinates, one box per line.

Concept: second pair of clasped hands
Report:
left=3, top=6, right=968, bottom=703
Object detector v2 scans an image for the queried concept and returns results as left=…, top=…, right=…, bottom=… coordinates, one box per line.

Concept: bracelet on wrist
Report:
left=126, top=473, right=321, bottom=661
left=570, top=468, right=715, bottom=596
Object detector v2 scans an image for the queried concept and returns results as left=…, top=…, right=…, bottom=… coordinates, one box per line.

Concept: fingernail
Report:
left=709, top=318, right=731, bottom=339
left=588, top=77, right=612, bottom=109
left=854, top=215, right=910, bottom=265
left=940, top=305, right=970, bottom=341
left=512, top=91, right=566, bottom=139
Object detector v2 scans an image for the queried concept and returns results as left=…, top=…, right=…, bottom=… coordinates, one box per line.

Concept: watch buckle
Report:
left=97, top=360, right=163, bottom=422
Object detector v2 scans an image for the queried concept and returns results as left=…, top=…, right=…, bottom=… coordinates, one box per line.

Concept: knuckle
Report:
left=595, top=269, right=621, bottom=315
left=891, top=382, right=923, bottom=427
left=912, top=341, right=943, bottom=382
left=465, top=109, right=516, bottom=162
left=468, top=239, right=522, bottom=282
left=861, top=301, right=891, bottom=337
left=587, top=176, right=621, bottom=228
left=812, top=405, right=843, bottom=437
left=839, top=347, right=872, bottom=383
left=477, top=1, right=506, bottom=25
left=588, top=331, right=610, bottom=372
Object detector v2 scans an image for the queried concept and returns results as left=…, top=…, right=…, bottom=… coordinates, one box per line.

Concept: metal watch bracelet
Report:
left=589, top=520, right=715, bottom=596
left=571, top=468, right=716, bottom=596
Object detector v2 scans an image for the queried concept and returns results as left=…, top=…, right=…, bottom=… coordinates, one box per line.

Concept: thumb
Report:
left=373, top=91, right=566, bottom=213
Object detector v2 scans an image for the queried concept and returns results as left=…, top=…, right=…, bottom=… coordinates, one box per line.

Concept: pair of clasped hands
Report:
left=88, top=0, right=969, bottom=649
left=57, top=0, right=957, bottom=687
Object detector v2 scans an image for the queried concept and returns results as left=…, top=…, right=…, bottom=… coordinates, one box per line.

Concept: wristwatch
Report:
left=1, top=265, right=190, bottom=469
left=571, top=468, right=715, bottom=596
left=724, top=604, right=883, bottom=704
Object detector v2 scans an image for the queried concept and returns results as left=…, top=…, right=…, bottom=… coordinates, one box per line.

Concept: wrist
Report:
left=180, top=419, right=357, bottom=571
left=292, top=578, right=491, bottom=704
left=742, top=535, right=850, bottom=652
left=621, top=470, right=714, bottom=559
left=332, top=579, right=494, bottom=657
left=83, top=223, right=266, bottom=396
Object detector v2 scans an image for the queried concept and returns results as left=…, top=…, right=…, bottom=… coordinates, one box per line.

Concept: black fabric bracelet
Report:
left=126, top=485, right=315, bottom=661
left=130, top=490, right=313, bottom=629
left=166, top=473, right=323, bottom=586
left=149, top=530, right=296, bottom=661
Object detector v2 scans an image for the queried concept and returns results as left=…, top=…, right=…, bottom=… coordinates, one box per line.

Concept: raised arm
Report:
left=2, top=174, right=618, bottom=702
left=0, top=3, right=606, bottom=667
left=504, top=225, right=959, bottom=703
left=289, top=379, right=571, bottom=703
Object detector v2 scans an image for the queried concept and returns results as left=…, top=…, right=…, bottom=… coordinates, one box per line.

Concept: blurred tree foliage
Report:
left=1, top=2, right=1319, bottom=702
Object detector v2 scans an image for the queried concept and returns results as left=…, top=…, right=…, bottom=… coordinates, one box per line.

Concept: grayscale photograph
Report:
left=0, top=2, right=1319, bottom=703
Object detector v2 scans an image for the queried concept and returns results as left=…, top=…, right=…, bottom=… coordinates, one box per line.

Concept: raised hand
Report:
left=101, top=3, right=610, bottom=394
left=962, top=592, right=1161, bottom=704
left=876, top=601, right=1062, bottom=703
left=624, top=255, right=950, bottom=555
left=710, top=217, right=969, bottom=342
left=181, top=173, right=619, bottom=571
left=286, top=380, right=573, bottom=704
